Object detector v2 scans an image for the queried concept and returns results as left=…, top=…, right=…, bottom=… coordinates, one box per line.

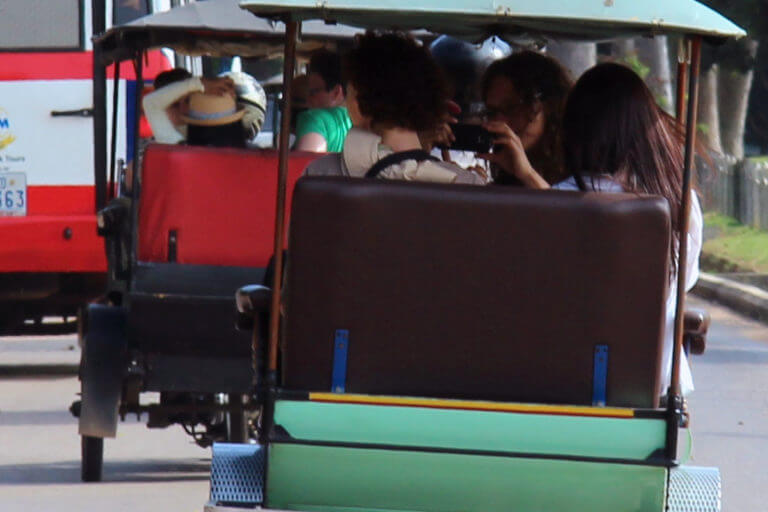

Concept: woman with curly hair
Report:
left=303, top=31, right=484, bottom=184
left=481, top=51, right=572, bottom=185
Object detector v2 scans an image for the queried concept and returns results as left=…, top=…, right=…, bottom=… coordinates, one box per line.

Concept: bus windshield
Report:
left=0, top=0, right=82, bottom=50
left=114, top=0, right=151, bottom=25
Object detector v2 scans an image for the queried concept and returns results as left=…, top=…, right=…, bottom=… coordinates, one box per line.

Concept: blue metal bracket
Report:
left=331, top=329, right=350, bottom=393
left=592, top=345, right=609, bottom=406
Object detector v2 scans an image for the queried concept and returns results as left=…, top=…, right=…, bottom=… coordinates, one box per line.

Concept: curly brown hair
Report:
left=482, top=51, right=572, bottom=184
left=345, top=31, right=449, bottom=133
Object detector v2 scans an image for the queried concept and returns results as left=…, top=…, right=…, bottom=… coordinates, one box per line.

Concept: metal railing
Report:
left=696, top=154, right=768, bottom=231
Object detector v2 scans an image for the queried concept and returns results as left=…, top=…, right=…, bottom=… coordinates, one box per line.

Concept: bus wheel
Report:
left=81, top=435, right=104, bottom=482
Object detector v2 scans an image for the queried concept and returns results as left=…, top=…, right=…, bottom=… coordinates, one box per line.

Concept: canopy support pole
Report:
left=675, top=38, right=689, bottom=122
left=127, top=53, right=144, bottom=277
left=132, top=54, right=143, bottom=195
left=92, top=0, right=107, bottom=212
left=109, top=62, right=121, bottom=201
left=266, top=20, right=299, bottom=385
left=667, top=35, right=701, bottom=462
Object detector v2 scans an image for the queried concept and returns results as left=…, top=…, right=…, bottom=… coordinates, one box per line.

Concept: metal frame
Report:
left=109, top=61, right=121, bottom=202
left=666, top=35, right=703, bottom=462
left=93, top=0, right=108, bottom=212
left=267, top=20, right=299, bottom=384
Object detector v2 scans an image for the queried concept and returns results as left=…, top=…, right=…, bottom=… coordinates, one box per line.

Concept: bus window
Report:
left=0, top=0, right=82, bottom=50
left=114, top=0, right=150, bottom=26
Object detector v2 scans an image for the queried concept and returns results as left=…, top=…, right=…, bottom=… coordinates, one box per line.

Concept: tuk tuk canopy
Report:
left=239, top=0, right=745, bottom=42
left=95, top=0, right=362, bottom=64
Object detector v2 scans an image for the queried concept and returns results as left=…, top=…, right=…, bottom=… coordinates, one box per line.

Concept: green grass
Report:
left=703, top=212, right=768, bottom=272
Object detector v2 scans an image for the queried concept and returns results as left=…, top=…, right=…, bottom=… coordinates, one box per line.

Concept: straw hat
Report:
left=181, top=92, right=246, bottom=126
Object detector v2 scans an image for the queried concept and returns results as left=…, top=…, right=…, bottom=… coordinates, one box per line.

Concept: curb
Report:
left=692, top=272, right=768, bottom=324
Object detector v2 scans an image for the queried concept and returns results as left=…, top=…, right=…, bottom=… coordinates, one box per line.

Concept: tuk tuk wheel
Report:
left=81, top=435, right=104, bottom=482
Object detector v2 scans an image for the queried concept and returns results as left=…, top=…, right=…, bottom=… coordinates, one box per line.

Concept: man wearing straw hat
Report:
left=182, top=92, right=249, bottom=148
left=142, top=69, right=236, bottom=144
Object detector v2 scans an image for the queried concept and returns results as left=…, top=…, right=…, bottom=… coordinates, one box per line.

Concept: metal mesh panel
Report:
left=209, top=443, right=265, bottom=505
left=668, top=466, right=721, bottom=512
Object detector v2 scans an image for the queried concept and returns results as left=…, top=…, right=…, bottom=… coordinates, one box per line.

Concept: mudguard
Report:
left=78, top=304, right=127, bottom=438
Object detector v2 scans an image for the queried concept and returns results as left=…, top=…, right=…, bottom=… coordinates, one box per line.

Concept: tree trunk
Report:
left=546, top=41, right=597, bottom=79
left=635, top=36, right=674, bottom=113
left=718, top=39, right=759, bottom=159
left=611, top=38, right=635, bottom=59
left=719, top=69, right=755, bottom=158
left=697, top=64, right=723, bottom=154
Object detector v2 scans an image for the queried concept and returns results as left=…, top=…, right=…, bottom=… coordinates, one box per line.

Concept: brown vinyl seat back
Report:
left=283, top=177, right=671, bottom=408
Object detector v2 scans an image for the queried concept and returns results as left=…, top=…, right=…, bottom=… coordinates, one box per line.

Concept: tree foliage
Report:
left=699, top=0, right=762, bottom=72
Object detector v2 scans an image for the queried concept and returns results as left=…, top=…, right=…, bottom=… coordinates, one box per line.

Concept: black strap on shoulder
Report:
left=365, top=150, right=439, bottom=179
left=572, top=171, right=588, bottom=192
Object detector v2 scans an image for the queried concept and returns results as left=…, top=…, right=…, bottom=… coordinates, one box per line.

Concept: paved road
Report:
left=685, top=296, right=768, bottom=511
left=0, top=336, right=210, bottom=512
left=0, top=297, right=765, bottom=511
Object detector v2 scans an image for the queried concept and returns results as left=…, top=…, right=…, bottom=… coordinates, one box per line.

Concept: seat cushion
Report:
left=138, top=144, right=320, bottom=267
left=282, top=177, right=671, bottom=408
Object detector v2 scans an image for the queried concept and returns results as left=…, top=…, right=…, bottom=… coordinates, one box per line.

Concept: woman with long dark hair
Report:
left=484, top=62, right=702, bottom=395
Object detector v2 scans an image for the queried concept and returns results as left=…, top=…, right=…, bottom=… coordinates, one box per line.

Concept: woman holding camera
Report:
left=480, top=51, right=572, bottom=185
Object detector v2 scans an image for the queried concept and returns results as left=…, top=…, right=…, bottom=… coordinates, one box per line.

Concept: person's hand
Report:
left=478, top=121, right=549, bottom=189
left=419, top=100, right=460, bottom=151
left=202, top=77, right=236, bottom=97
left=467, top=163, right=489, bottom=182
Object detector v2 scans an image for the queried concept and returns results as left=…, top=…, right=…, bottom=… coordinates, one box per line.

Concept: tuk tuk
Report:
left=198, top=1, right=744, bottom=511
left=73, top=0, right=358, bottom=482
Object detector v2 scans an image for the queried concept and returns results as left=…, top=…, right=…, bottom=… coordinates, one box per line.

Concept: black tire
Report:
left=76, top=304, right=88, bottom=350
left=81, top=435, right=104, bottom=482
left=227, top=393, right=248, bottom=443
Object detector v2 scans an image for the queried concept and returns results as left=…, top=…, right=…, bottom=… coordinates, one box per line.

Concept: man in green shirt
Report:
left=295, top=49, right=352, bottom=152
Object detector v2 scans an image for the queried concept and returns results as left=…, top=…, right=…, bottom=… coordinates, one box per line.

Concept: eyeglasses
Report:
left=308, top=87, right=329, bottom=97
left=479, top=100, right=530, bottom=122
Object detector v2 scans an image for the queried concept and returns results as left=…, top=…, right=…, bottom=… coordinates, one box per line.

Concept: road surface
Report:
left=0, top=297, right=765, bottom=511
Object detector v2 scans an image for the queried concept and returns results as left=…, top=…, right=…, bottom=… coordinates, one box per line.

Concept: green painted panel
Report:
left=274, top=400, right=665, bottom=460
left=266, top=444, right=667, bottom=512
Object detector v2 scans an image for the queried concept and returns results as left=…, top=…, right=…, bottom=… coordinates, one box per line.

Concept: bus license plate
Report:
left=0, top=173, right=26, bottom=216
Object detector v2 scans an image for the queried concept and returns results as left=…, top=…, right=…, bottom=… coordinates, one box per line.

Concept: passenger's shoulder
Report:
left=433, top=160, right=485, bottom=185
left=303, top=153, right=345, bottom=177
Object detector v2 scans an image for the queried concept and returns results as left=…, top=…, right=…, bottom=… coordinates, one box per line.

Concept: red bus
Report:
left=0, top=0, right=169, bottom=333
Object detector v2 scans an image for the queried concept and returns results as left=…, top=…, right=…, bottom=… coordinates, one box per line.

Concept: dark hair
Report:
left=345, top=31, right=448, bottom=133
left=482, top=51, right=572, bottom=183
left=562, top=63, right=686, bottom=272
left=153, top=68, right=192, bottom=90
left=309, top=49, right=344, bottom=93
left=187, top=122, right=247, bottom=149
left=430, top=35, right=509, bottom=114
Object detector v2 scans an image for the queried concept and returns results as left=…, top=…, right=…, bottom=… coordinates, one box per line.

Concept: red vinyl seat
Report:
left=138, top=144, right=320, bottom=267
